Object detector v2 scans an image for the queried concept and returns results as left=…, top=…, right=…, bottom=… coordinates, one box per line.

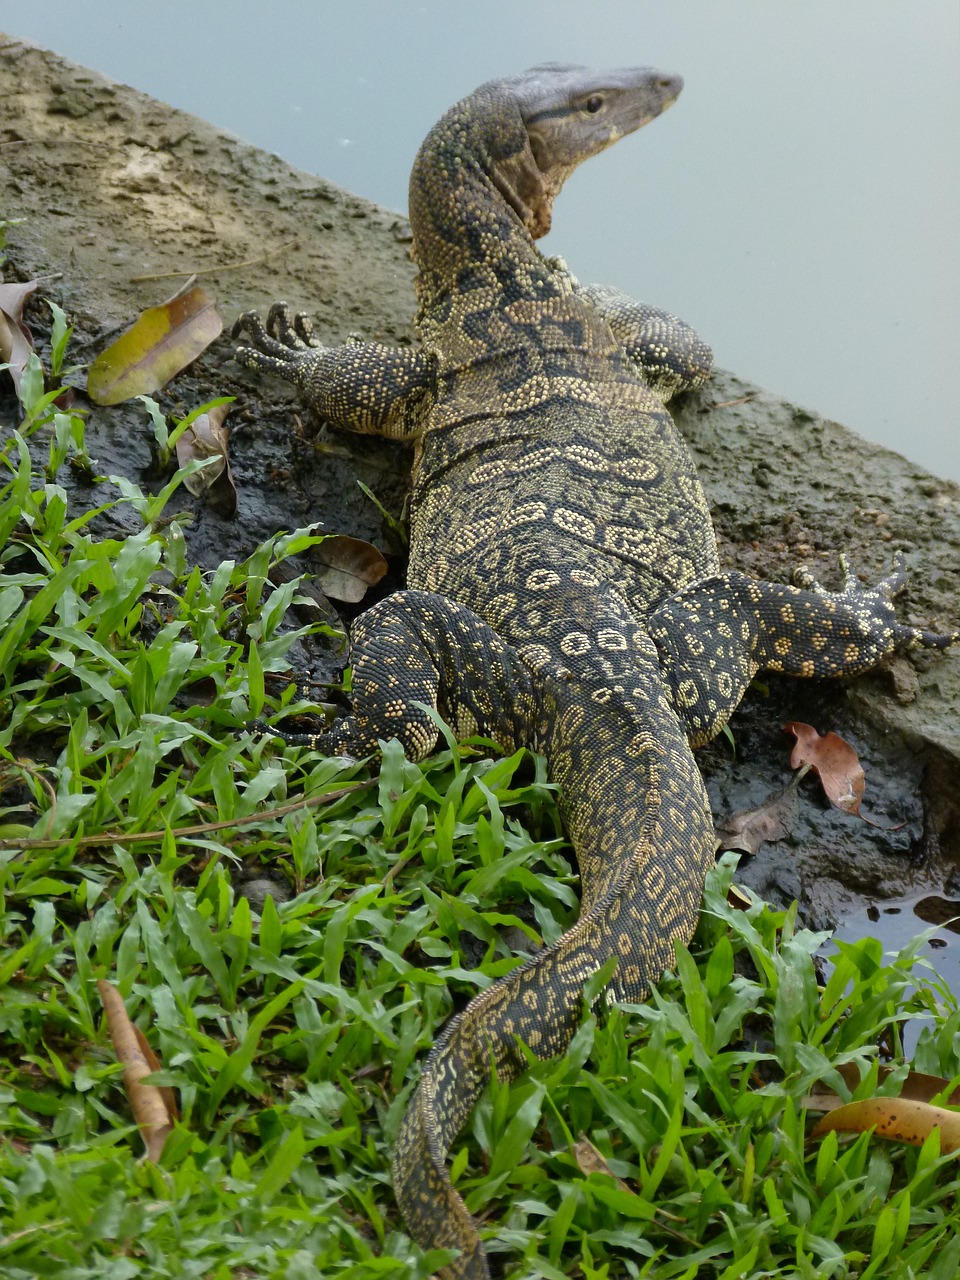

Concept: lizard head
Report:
left=409, top=63, right=683, bottom=281
left=492, top=63, right=683, bottom=238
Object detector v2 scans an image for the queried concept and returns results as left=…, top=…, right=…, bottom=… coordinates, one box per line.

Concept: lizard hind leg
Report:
left=648, top=557, right=958, bottom=748
left=262, top=589, right=538, bottom=762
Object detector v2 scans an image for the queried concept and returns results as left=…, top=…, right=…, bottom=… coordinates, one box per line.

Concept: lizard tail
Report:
left=392, top=679, right=715, bottom=1277
left=391, top=890, right=631, bottom=1278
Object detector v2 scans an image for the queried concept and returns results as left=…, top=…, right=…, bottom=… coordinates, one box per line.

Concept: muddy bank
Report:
left=2, top=36, right=958, bottom=975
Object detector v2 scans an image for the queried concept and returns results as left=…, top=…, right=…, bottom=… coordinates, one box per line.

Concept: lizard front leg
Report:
left=576, top=281, right=714, bottom=401
left=233, top=302, right=436, bottom=440
left=647, top=555, right=958, bottom=746
left=547, top=258, right=712, bottom=400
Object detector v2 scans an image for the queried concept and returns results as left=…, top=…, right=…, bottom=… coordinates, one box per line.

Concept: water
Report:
left=3, top=1, right=959, bottom=480
left=831, top=893, right=960, bottom=1055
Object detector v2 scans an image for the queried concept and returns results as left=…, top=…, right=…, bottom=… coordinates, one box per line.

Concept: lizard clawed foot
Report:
left=233, top=302, right=327, bottom=381
left=243, top=714, right=343, bottom=753
left=264, top=301, right=323, bottom=351
left=792, top=552, right=898, bottom=598
left=792, top=553, right=958, bottom=652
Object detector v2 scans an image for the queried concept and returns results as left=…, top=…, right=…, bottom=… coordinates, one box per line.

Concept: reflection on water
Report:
left=912, top=896, right=960, bottom=936
left=837, top=892, right=960, bottom=965
left=830, top=892, right=959, bottom=1055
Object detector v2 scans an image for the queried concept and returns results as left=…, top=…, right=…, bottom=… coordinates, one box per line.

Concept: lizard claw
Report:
left=265, top=301, right=324, bottom=351
left=233, top=302, right=328, bottom=382
left=793, top=553, right=957, bottom=652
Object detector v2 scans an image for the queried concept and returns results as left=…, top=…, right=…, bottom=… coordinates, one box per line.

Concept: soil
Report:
left=3, top=35, right=959, bottom=989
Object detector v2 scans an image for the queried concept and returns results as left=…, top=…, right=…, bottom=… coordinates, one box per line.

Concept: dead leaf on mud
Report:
left=311, top=534, right=388, bottom=603
left=98, top=979, right=177, bottom=1162
left=806, top=1064, right=960, bottom=1156
left=268, top=560, right=341, bottom=625
left=176, top=401, right=237, bottom=515
left=717, top=781, right=799, bottom=855
left=174, top=675, right=220, bottom=707
left=86, top=285, right=222, bottom=405
left=784, top=721, right=865, bottom=815
left=0, top=279, right=39, bottom=398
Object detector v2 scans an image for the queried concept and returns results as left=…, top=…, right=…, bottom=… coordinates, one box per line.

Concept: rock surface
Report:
left=2, top=35, right=958, bottom=968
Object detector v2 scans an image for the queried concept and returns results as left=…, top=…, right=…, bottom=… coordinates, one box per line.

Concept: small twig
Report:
left=0, top=136, right=115, bottom=151
left=712, top=393, right=759, bottom=410
left=0, top=1219, right=70, bottom=1245
left=382, top=851, right=415, bottom=889
left=130, top=240, right=299, bottom=284
left=0, top=778, right=373, bottom=852
left=858, top=812, right=909, bottom=834
left=1, top=759, right=59, bottom=839
left=158, top=273, right=198, bottom=307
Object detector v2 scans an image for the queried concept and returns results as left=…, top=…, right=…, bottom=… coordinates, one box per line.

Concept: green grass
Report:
left=2, top=348, right=960, bottom=1278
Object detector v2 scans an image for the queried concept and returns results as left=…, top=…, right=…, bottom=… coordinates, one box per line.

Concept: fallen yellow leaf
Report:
left=811, top=1096, right=960, bottom=1153
left=87, top=286, right=222, bottom=405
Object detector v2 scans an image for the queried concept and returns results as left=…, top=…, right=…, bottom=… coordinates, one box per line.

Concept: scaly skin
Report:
left=234, top=63, right=957, bottom=1278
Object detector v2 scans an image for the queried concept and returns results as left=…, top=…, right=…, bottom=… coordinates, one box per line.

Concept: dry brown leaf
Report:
left=810, top=1096, right=960, bottom=1153
left=805, top=1063, right=960, bottom=1114
left=176, top=402, right=236, bottom=514
left=0, top=279, right=39, bottom=399
left=717, top=782, right=799, bottom=855
left=98, top=979, right=177, bottom=1162
left=573, top=1133, right=632, bottom=1192
left=267, top=560, right=340, bottom=625
left=175, top=675, right=220, bottom=707
left=726, top=883, right=754, bottom=912
left=784, top=721, right=865, bottom=815
left=312, top=534, right=388, bottom=603
left=87, top=285, right=222, bottom=405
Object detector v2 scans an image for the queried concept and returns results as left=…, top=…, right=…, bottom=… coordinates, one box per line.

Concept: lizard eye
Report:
left=585, top=95, right=604, bottom=113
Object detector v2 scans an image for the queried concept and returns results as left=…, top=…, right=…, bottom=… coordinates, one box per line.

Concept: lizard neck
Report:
left=408, top=84, right=559, bottom=317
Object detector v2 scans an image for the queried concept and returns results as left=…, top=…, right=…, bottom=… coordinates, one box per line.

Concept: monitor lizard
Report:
left=233, top=63, right=957, bottom=1280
